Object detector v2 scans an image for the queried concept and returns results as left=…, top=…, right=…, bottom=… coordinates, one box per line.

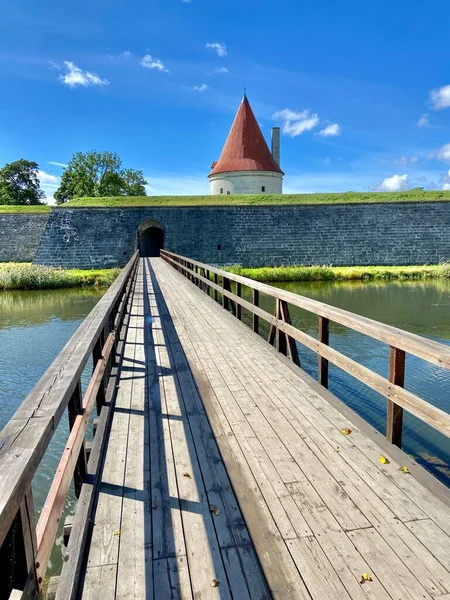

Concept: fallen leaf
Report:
left=152, top=498, right=158, bottom=509
left=113, top=531, right=121, bottom=536
left=379, top=455, right=390, bottom=465
left=360, top=573, right=373, bottom=584
left=183, top=472, right=192, bottom=479
left=400, top=466, right=410, bottom=474
left=210, top=504, right=221, bottom=516
left=341, top=428, right=352, bottom=435
left=211, top=579, right=219, bottom=588
left=334, top=446, right=341, bottom=453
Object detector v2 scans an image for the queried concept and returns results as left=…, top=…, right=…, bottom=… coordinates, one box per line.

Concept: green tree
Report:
left=122, top=168, right=147, bottom=196
left=54, top=151, right=147, bottom=203
left=0, top=159, right=45, bottom=205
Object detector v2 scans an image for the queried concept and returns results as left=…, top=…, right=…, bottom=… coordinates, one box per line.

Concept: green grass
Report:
left=61, top=190, right=450, bottom=208
left=226, top=264, right=450, bottom=283
left=0, top=204, right=51, bottom=213
left=0, top=263, right=120, bottom=290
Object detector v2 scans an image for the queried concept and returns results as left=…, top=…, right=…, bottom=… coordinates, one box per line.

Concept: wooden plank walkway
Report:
left=79, top=257, right=450, bottom=600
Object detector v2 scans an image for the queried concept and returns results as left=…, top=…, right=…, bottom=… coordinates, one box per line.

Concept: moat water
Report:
left=1, top=279, right=450, bottom=574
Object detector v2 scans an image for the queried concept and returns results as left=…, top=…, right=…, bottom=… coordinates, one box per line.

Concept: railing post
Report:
left=318, top=316, right=329, bottom=388
left=236, top=283, right=242, bottom=320
left=67, top=381, right=87, bottom=498
left=387, top=347, right=405, bottom=447
left=271, top=299, right=301, bottom=367
left=222, top=277, right=229, bottom=311
left=252, top=289, right=259, bottom=334
left=93, top=334, right=106, bottom=415
left=214, top=273, right=219, bottom=302
left=0, top=489, right=39, bottom=600
left=206, top=270, right=210, bottom=296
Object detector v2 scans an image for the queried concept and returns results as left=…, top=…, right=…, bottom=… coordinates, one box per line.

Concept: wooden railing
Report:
left=161, top=250, right=450, bottom=448
left=0, top=252, right=138, bottom=600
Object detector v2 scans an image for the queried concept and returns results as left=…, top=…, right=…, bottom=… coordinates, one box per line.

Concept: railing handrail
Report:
left=0, top=252, right=138, bottom=560
left=161, top=250, right=450, bottom=446
left=161, top=250, right=450, bottom=369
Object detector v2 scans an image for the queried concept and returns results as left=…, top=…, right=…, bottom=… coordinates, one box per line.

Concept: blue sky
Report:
left=1, top=0, right=450, bottom=202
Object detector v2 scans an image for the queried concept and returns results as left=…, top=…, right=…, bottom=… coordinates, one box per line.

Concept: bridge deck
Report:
left=79, top=258, right=450, bottom=599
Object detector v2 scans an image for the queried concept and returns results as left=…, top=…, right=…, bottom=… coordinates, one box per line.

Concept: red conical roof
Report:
left=209, top=94, right=283, bottom=176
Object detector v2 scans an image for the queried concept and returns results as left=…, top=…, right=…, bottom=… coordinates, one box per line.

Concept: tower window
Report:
left=227, top=190, right=231, bottom=195
left=262, top=186, right=266, bottom=192
left=220, top=188, right=223, bottom=194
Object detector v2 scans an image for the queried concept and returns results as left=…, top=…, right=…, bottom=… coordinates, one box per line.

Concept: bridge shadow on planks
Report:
left=77, top=258, right=270, bottom=598
left=142, top=258, right=270, bottom=599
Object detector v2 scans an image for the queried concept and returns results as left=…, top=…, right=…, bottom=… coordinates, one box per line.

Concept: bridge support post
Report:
left=387, top=347, right=405, bottom=447
left=236, top=283, right=242, bottom=320
left=271, top=300, right=301, bottom=367
left=68, top=381, right=87, bottom=498
left=252, top=289, right=259, bottom=334
left=318, top=317, right=329, bottom=388
left=214, top=273, right=219, bottom=302
left=0, top=489, right=39, bottom=600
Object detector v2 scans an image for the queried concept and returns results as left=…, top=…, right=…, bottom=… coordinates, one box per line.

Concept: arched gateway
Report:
left=138, top=219, right=164, bottom=257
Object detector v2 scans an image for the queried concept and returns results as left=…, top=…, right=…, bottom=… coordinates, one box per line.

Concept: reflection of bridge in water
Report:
left=1, top=251, right=450, bottom=599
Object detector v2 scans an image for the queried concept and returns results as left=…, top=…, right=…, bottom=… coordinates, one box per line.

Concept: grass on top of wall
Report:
left=0, top=205, right=51, bottom=213
left=0, top=263, right=120, bottom=290
left=226, top=264, right=450, bottom=283
left=61, top=190, right=450, bottom=208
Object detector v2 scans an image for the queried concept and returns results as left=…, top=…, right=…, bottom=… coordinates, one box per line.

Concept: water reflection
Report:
left=0, top=287, right=104, bottom=575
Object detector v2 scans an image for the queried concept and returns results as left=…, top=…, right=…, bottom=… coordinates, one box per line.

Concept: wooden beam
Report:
left=161, top=250, right=450, bottom=370
left=387, top=347, right=405, bottom=447
left=160, top=255, right=450, bottom=439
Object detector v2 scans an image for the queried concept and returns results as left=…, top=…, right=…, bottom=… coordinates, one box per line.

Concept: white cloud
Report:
left=395, top=155, right=419, bottom=166
left=416, top=113, right=431, bottom=128
left=59, top=61, right=109, bottom=87
left=186, top=83, right=209, bottom=92
left=435, top=143, right=450, bottom=163
left=38, top=170, right=59, bottom=185
left=214, top=66, right=229, bottom=74
left=440, top=169, right=450, bottom=190
left=181, top=0, right=192, bottom=3
left=376, top=174, right=409, bottom=192
left=48, top=161, right=67, bottom=168
left=48, top=60, right=61, bottom=71
left=318, top=123, right=340, bottom=137
left=206, top=42, right=227, bottom=57
left=273, top=108, right=319, bottom=137
left=140, top=54, right=169, bottom=72
left=430, top=84, right=450, bottom=110
left=120, top=51, right=131, bottom=59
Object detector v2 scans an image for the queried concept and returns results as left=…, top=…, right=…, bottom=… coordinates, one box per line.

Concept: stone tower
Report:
left=209, top=94, right=284, bottom=195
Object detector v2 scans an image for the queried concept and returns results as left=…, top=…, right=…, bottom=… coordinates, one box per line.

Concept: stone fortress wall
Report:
left=0, top=201, right=446, bottom=269
left=0, top=213, right=50, bottom=262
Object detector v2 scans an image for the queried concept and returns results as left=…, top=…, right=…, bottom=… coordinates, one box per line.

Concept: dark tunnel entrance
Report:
left=138, top=221, right=164, bottom=257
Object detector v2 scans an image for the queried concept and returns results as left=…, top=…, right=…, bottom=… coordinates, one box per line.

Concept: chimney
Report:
left=271, top=127, right=280, bottom=167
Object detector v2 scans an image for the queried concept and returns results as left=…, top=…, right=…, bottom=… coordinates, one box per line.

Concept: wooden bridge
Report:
left=1, top=251, right=450, bottom=600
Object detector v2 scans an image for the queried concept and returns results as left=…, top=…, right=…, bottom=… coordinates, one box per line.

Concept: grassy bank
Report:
left=227, top=264, right=450, bottom=283
left=61, top=190, right=450, bottom=208
left=0, top=205, right=51, bottom=213
left=0, top=263, right=120, bottom=290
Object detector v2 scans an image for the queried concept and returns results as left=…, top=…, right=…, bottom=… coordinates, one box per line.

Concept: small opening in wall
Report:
left=217, top=244, right=222, bottom=251
left=220, top=188, right=223, bottom=194
left=227, top=191, right=231, bottom=195
left=261, top=186, right=266, bottom=192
